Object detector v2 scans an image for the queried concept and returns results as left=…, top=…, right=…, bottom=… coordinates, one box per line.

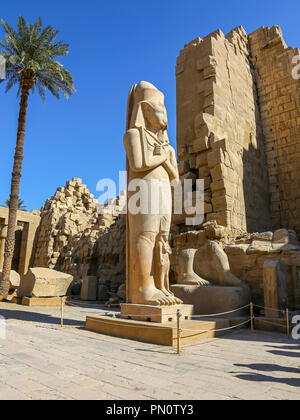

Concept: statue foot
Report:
left=162, top=289, right=183, bottom=305
left=174, top=296, right=183, bottom=305
left=181, top=275, right=210, bottom=286
left=133, top=289, right=177, bottom=306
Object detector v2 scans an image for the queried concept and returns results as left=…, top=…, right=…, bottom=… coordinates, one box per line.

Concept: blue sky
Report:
left=0, top=0, right=299, bottom=211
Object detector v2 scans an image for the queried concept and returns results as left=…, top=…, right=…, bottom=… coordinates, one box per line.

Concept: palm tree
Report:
left=4, top=198, right=27, bottom=210
left=0, top=17, right=75, bottom=299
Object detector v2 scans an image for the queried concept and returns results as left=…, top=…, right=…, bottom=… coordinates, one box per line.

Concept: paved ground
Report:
left=0, top=301, right=299, bottom=400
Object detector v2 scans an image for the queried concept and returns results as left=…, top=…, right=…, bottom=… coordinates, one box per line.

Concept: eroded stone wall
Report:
left=176, top=27, right=271, bottom=234
left=249, top=27, right=300, bottom=236
left=176, top=25, right=300, bottom=236
left=171, top=224, right=300, bottom=309
left=226, top=229, right=300, bottom=309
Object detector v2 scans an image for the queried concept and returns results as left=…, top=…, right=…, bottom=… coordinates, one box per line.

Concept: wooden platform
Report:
left=11, top=296, right=68, bottom=307
left=85, top=315, right=247, bottom=347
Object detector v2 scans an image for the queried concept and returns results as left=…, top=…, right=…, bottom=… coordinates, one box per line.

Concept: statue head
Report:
left=126, top=81, right=168, bottom=139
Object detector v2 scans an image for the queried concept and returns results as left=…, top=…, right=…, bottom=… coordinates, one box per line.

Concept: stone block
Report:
left=81, top=276, right=98, bottom=301
left=207, top=149, right=223, bottom=169
left=198, top=166, right=211, bottom=178
left=196, top=152, right=208, bottom=168
left=193, top=137, right=210, bottom=153
left=97, top=284, right=109, bottom=301
left=273, top=229, right=298, bottom=244
left=0, top=270, right=20, bottom=290
left=263, top=260, right=288, bottom=318
left=18, top=268, right=73, bottom=298
left=247, top=240, right=272, bottom=254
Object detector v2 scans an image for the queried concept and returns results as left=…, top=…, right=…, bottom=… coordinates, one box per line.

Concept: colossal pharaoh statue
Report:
left=124, top=81, right=182, bottom=306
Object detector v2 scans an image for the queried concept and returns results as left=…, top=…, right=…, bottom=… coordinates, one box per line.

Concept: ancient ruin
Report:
left=0, top=207, right=40, bottom=276
left=2, top=3, right=300, bottom=400
left=173, top=25, right=300, bottom=313
left=32, top=178, right=126, bottom=299
left=176, top=25, right=300, bottom=236
left=2, top=25, right=299, bottom=322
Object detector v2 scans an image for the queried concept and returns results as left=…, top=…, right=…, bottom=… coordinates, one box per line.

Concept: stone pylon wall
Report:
left=176, top=25, right=299, bottom=235
left=249, top=27, right=300, bottom=236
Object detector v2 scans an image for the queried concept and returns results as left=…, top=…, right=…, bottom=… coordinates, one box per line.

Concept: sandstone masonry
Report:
left=176, top=25, right=300, bottom=236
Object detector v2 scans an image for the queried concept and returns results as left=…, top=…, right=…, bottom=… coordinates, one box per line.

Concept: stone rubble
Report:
left=33, top=178, right=126, bottom=299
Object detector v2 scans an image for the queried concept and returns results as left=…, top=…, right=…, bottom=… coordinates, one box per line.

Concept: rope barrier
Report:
left=82, top=303, right=251, bottom=319
left=64, top=301, right=292, bottom=319
left=85, top=317, right=176, bottom=330
left=252, top=304, right=284, bottom=313
left=190, top=304, right=250, bottom=318
left=254, top=318, right=287, bottom=329
left=63, top=300, right=296, bottom=321
left=181, top=318, right=253, bottom=334
left=59, top=299, right=294, bottom=352
left=82, top=303, right=250, bottom=319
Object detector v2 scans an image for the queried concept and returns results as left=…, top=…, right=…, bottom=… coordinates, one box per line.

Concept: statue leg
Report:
left=163, top=264, right=183, bottom=305
left=177, top=248, right=210, bottom=286
left=129, top=231, right=174, bottom=306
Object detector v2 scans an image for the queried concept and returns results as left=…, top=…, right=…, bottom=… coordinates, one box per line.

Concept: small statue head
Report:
left=126, top=81, right=168, bottom=139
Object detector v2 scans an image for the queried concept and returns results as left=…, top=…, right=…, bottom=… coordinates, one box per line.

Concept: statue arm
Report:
left=124, top=129, right=167, bottom=173
left=162, top=146, right=179, bottom=182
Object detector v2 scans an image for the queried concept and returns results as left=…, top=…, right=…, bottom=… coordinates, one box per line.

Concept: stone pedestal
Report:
left=170, top=285, right=251, bottom=316
left=85, top=316, right=236, bottom=347
left=263, top=260, right=288, bottom=318
left=12, top=296, right=69, bottom=307
left=120, top=304, right=193, bottom=323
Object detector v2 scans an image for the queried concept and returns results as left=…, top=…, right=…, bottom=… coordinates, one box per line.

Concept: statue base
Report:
left=85, top=302, right=249, bottom=347
left=85, top=314, right=240, bottom=347
left=170, top=285, right=250, bottom=316
left=12, top=296, right=69, bottom=307
left=120, top=303, right=193, bottom=323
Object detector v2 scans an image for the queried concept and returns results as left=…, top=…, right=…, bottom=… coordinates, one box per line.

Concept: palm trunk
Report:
left=0, top=86, right=29, bottom=299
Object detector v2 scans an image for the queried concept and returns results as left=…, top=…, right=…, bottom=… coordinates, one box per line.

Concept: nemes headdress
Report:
left=126, top=81, right=165, bottom=131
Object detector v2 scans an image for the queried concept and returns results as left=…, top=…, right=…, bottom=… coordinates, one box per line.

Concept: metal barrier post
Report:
left=286, top=308, right=290, bottom=339
left=177, top=310, right=182, bottom=355
left=61, top=297, right=64, bottom=328
left=250, top=302, right=254, bottom=331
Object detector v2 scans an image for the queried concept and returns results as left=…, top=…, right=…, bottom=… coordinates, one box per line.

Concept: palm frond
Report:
left=0, top=16, right=75, bottom=101
left=4, top=198, right=27, bottom=210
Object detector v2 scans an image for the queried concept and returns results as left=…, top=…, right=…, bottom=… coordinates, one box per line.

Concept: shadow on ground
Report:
left=234, top=362, right=300, bottom=387
left=265, top=344, right=300, bottom=350
left=266, top=349, right=300, bottom=358
left=0, top=308, right=84, bottom=327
